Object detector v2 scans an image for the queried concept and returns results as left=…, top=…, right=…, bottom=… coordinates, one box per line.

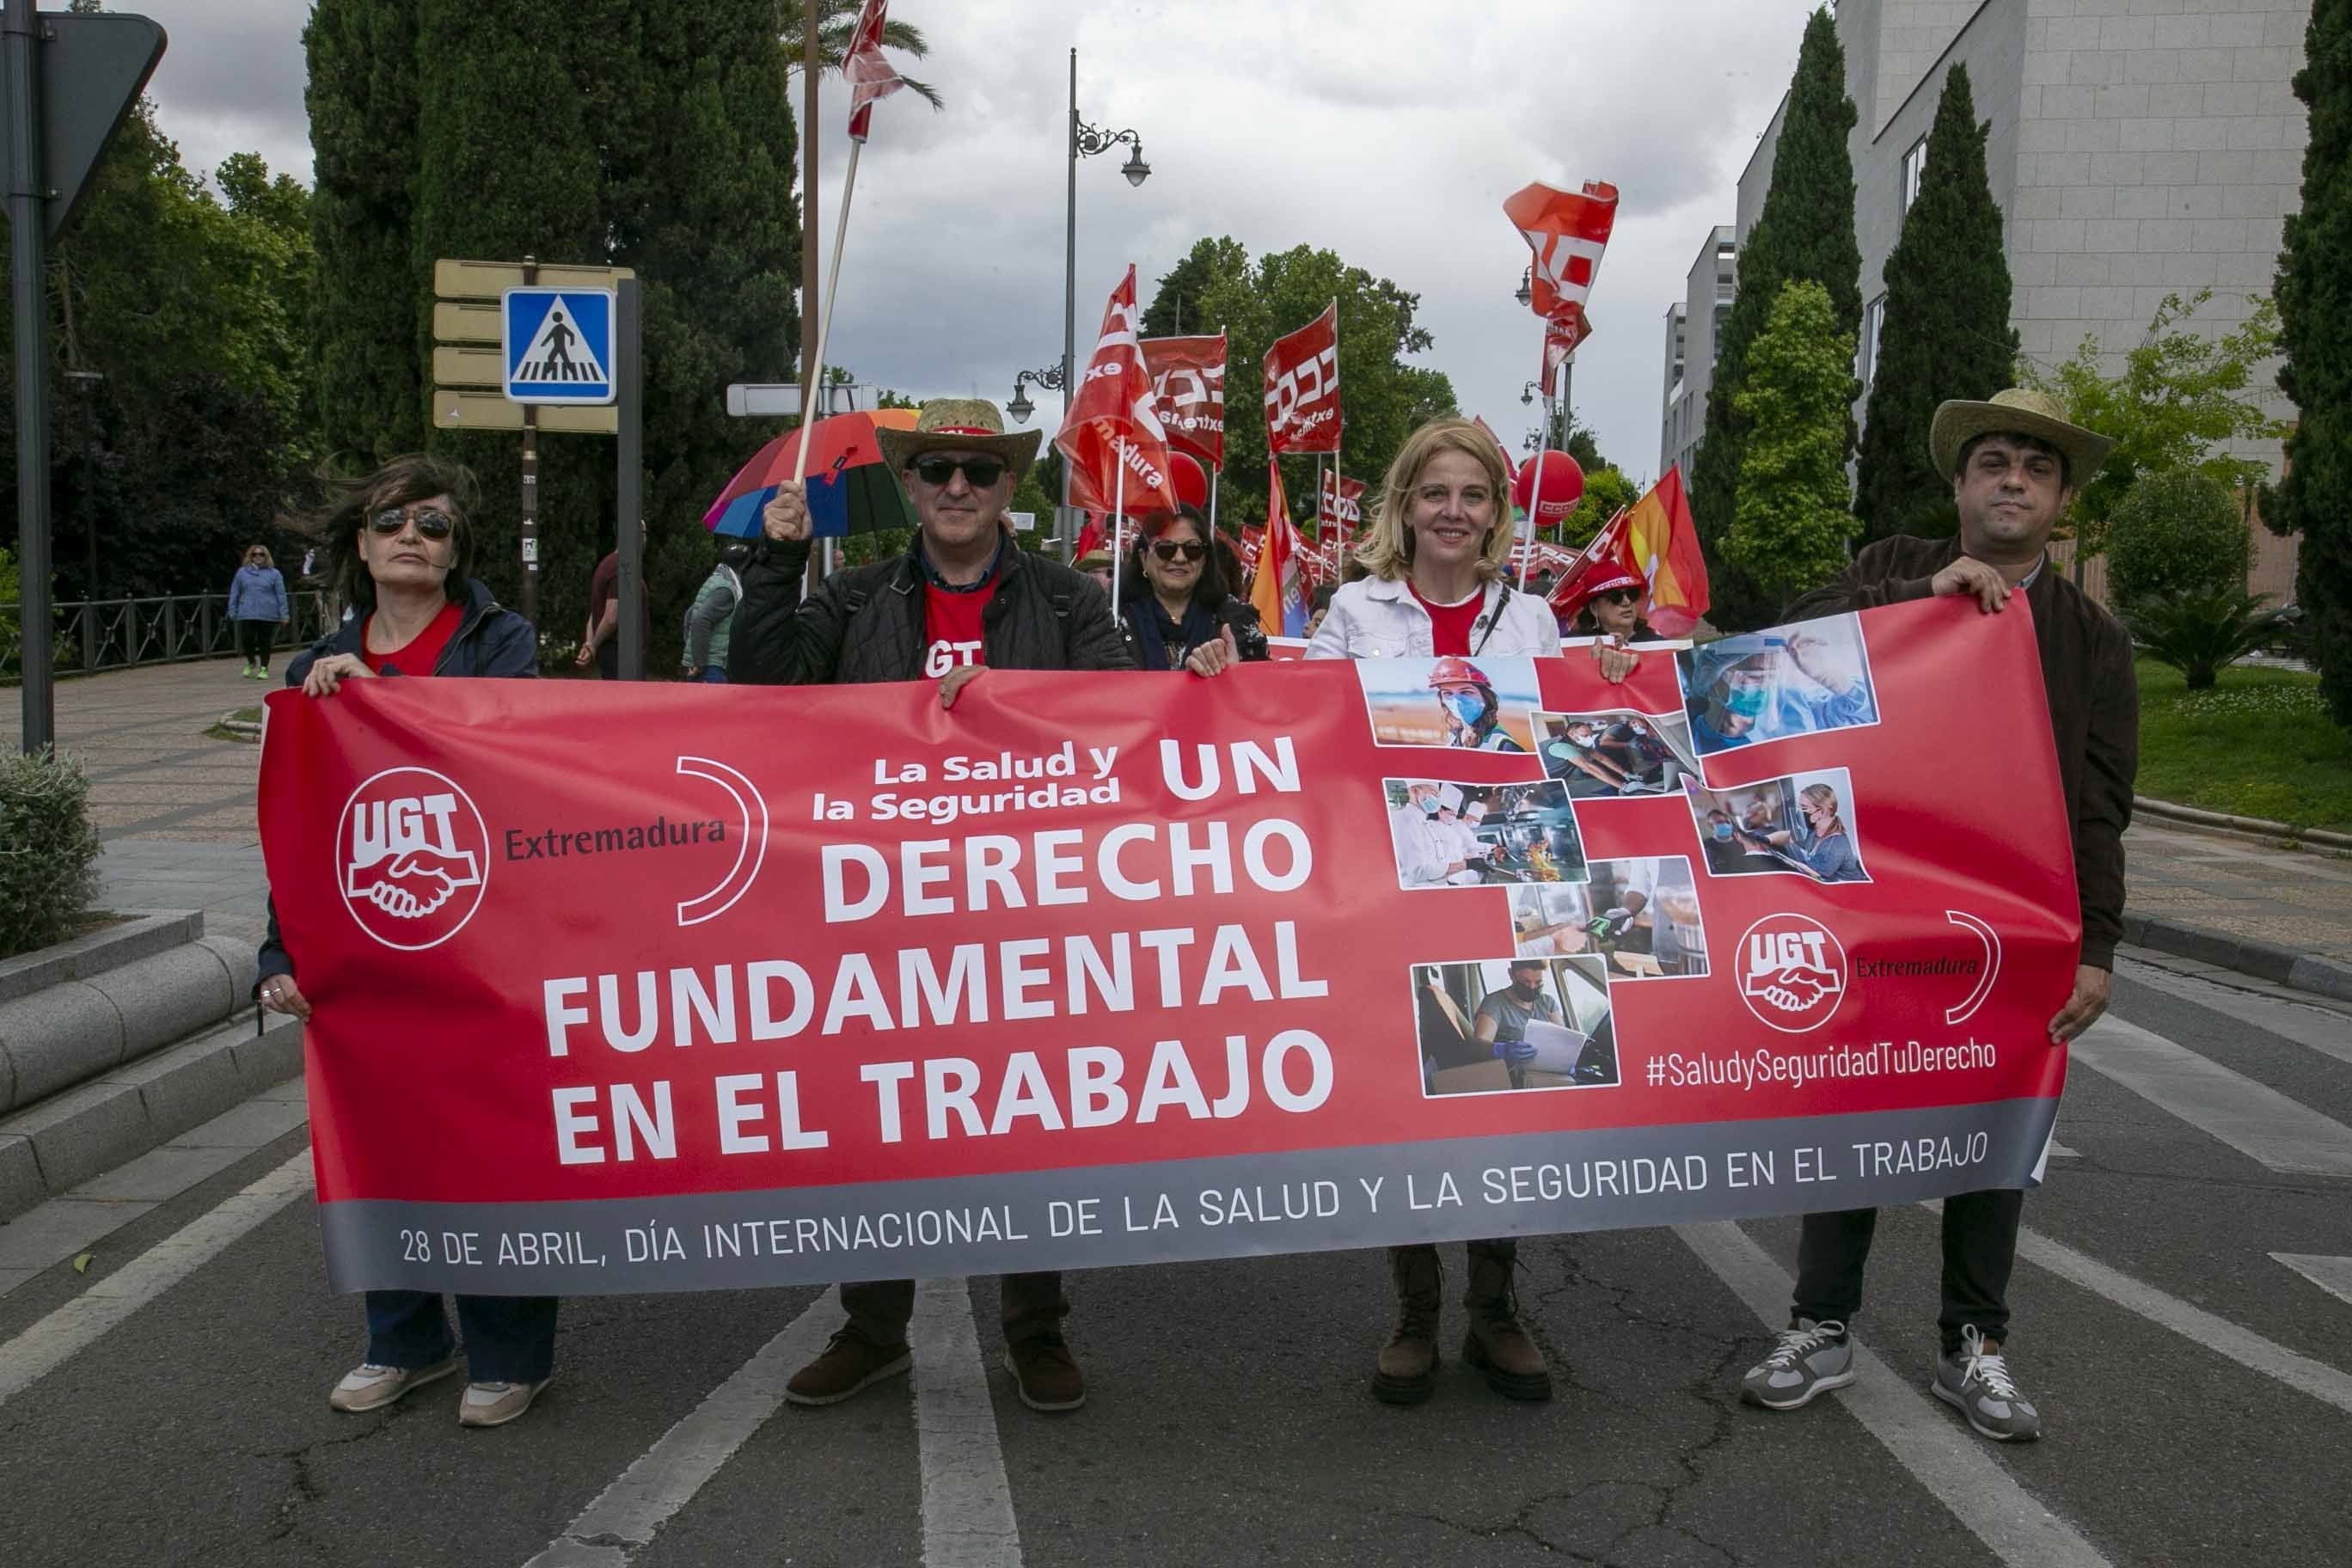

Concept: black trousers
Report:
left=236, top=618, right=276, bottom=667
left=1791, top=1188, right=2024, bottom=1356
left=841, top=1272, right=1068, bottom=1347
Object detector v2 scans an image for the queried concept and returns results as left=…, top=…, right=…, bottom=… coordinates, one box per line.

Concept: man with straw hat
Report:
left=1734, top=388, right=2137, bottom=1444
left=729, top=398, right=1132, bottom=1415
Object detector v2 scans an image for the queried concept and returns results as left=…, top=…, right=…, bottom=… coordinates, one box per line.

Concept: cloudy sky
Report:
left=132, top=0, right=1819, bottom=486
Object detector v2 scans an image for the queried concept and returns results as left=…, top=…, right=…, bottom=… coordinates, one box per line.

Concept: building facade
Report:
left=1668, top=0, right=2310, bottom=597
left=1657, top=226, right=1737, bottom=481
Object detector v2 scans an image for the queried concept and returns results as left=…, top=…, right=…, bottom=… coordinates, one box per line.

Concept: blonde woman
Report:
left=228, top=543, right=291, bottom=680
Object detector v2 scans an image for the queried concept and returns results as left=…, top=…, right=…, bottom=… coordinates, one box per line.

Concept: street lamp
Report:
left=1515, top=266, right=1533, bottom=308
left=1520, top=379, right=1543, bottom=407
left=1061, top=46, right=1152, bottom=559
left=1007, top=364, right=1065, bottom=426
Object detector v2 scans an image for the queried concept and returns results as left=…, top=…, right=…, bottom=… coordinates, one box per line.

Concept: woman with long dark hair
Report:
left=254, top=454, right=556, bottom=1430
left=1118, top=504, right=1268, bottom=674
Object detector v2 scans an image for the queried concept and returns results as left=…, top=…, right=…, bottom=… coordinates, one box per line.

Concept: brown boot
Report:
left=1461, top=1240, right=1553, bottom=1400
left=784, top=1324, right=912, bottom=1406
left=1374, top=1245, right=1443, bottom=1405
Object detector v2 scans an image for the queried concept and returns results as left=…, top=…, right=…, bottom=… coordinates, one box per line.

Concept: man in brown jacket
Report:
left=1737, top=388, right=2137, bottom=1444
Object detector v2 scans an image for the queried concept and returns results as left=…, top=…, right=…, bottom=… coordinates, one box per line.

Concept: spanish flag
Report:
left=1620, top=467, right=1711, bottom=637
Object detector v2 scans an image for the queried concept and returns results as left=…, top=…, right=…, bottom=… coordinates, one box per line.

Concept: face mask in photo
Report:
left=1445, top=691, right=1486, bottom=726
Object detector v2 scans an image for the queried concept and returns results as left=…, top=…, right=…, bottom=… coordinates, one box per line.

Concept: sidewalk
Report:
left=9, top=655, right=2349, bottom=977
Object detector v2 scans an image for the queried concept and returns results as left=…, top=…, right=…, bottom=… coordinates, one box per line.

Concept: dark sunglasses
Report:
left=368, top=505, right=456, bottom=541
left=1150, top=540, right=1208, bottom=562
left=1596, top=588, right=1640, bottom=605
left=910, top=455, right=1008, bottom=489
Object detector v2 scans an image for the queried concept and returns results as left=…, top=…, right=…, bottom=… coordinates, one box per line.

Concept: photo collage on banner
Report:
left=1362, top=616, right=1885, bottom=1103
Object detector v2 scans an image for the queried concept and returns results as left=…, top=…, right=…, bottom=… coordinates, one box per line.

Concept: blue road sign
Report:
left=503, top=287, right=616, bottom=405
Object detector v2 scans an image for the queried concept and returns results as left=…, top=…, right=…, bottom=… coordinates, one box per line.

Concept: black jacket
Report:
left=257, top=579, right=536, bottom=989
left=1120, top=591, right=1271, bottom=671
left=728, top=528, right=1136, bottom=683
left=1786, top=536, right=2137, bottom=969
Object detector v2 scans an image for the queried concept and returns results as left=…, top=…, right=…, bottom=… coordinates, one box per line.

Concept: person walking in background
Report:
left=682, top=537, right=751, bottom=683
left=1119, top=503, right=1268, bottom=674
left=229, top=544, right=290, bottom=680
left=254, top=455, right=554, bottom=1430
left=577, top=521, right=648, bottom=679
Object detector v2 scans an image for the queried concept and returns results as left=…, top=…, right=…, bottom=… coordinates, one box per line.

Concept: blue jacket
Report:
left=258, top=579, right=536, bottom=989
left=227, top=564, right=289, bottom=622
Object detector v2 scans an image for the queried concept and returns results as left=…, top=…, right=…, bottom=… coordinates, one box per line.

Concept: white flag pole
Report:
left=794, top=134, right=864, bottom=593
left=1518, top=359, right=1556, bottom=591
left=1209, top=465, right=1219, bottom=535
left=1108, top=450, right=1129, bottom=623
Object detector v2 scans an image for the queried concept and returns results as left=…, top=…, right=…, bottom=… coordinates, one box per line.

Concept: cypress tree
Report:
left=1854, top=63, right=2016, bottom=543
left=2272, top=0, right=2352, bottom=728
left=1689, top=6, right=1861, bottom=628
left=305, top=0, right=423, bottom=461
left=1730, top=280, right=1861, bottom=601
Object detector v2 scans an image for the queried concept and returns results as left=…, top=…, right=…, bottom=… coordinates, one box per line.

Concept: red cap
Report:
left=1427, top=655, right=1491, bottom=689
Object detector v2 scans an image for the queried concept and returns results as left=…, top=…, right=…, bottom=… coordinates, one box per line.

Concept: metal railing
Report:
left=0, top=591, right=337, bottom=682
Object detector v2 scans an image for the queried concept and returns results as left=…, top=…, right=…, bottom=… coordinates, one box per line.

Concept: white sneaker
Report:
left=457, top=1376, right=554, bottom=1428
left=328, top=1355, right=461, bottom=1412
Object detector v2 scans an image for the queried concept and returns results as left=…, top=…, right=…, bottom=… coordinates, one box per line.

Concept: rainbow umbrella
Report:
left=702, top=408, right=922, bottom=538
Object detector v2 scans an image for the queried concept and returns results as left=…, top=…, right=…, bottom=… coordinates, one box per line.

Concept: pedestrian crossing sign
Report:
left=502, top=287, right=616, bottom=405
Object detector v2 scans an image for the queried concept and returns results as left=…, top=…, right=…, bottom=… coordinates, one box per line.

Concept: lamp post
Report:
left=1060, top=46, right=1150, bottom=560
left=1006, top=364, right=1065, bottom=428
left=1515, top=266, right=1533, bottom=309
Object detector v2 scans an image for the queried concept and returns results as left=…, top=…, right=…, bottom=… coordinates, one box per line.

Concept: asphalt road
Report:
left=2, top=953, right=2347, bottom=1568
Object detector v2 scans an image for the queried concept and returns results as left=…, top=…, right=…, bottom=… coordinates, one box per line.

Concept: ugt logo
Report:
left=336, top=767, right=489, bottom=951
left=1735, top=912, right=1848, bottom=1034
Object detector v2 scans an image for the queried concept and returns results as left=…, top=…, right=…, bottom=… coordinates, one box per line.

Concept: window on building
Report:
left=1902, top=136, right=1928, bottom=212
left=1859, top=295, right=1886, bottom=384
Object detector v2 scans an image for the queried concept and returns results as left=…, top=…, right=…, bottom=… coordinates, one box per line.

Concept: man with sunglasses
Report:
left=729, top=398, right=1131, bottom=1415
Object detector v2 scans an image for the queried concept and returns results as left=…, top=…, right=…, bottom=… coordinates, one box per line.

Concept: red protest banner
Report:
left=264, top=600, right=2076, bottom=1295
left=1142, top=334, right=1227, bottom=472
left=1264, top=303, right=1341, bottom=456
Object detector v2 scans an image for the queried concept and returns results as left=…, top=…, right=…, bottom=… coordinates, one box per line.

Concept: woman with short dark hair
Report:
left=254, top=454, right=554, bottom=1429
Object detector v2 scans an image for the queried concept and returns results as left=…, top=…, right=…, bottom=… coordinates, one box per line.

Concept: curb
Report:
left=2122, top=912, right=2352, bottom=1005
left=0, top=1009, right=303, bottom=1224
left=0, top=912, right=204, bottom=1007
left=2134, top=795, right=2352, bottom=855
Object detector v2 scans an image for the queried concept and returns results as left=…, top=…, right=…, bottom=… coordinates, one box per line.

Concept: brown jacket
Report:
left=1787, top=536, right=2138, bottom=970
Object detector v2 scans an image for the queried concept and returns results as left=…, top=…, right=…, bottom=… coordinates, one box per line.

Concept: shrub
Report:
left=2106, top=469, right=2248, bottom=606
left=0, top=748, right=102, bottom=959
left=2122, top=586, right=2290, bottom=689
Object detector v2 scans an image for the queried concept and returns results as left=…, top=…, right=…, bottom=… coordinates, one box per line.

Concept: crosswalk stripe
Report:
left=2271, top=1254, right=2352, bottom=1312
left=911, top=1278, right=1023, bottom=1568
left=2114, top=957, right=2352, bottom=1069
left=521, top=1295, right=838, bottom=1567
left=1675, top=1222, right=2113, bottom=1568
left=0, top=1149, right=313, bottom=1409
left=2068, top=1014, right=2352, bottom=1175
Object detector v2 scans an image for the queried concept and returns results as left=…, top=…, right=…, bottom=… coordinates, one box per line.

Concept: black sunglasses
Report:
left=1596, top=588, right=1639, bottom=605
left=910, top=455, right=1008, bottom=488
left=1150, top=540, right=1208, bottom=562
left=368, top=505, right=456, bottom=541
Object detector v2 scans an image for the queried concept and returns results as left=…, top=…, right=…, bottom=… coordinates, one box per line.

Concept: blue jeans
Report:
left=364, top=1291, right=558, bottom=1382
left=695, top=665, right=728, bottom=683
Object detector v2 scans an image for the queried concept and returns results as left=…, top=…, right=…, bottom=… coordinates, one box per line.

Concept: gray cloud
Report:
left=131, top=0, right=1822, bottom=489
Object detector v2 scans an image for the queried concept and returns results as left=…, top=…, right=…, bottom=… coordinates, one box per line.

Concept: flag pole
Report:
left=1108, top=447, right=1128, bottom=623
left=1209, top=465, right=1219, bottom=536
left=1518, top=359, right=1554, bottom=591
left=794, top=136, right=864, bottom=496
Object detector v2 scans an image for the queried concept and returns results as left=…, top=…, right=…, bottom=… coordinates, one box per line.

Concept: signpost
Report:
left=432, top=257, right=634, bottom=665
left=5, top=2, right=167, bottom=754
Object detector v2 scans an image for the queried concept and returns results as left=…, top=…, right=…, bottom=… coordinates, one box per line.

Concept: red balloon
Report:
left=1510, top=449, right=1585, bottom=524
left=1169, top=451, right=1210, bottom=510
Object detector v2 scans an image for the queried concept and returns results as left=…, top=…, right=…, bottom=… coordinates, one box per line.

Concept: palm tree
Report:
left=778, top=0, right=945, bottom=111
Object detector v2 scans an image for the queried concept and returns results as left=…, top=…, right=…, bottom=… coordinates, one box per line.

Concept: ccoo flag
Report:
left=1504, top=181, right=1619, bottom=321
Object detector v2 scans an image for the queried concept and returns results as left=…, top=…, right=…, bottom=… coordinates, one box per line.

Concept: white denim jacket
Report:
left=1305, top=574, right=1562, bottom=661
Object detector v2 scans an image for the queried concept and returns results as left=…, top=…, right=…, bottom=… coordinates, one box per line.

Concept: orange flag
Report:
left=1620, top=468, right=1711, bottom=637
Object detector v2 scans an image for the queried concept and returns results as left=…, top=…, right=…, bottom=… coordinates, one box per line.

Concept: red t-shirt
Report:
left=1410, top=583, right=1482, bottom=657
left=364, top=601, right=465, bottom=677
left=923, top=577, right=999, bottom=677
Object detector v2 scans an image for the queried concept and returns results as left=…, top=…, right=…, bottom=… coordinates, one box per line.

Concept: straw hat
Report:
left=1928, top=388, right=2113, bottom=487
left=873, top=398, right=1044, bottom=484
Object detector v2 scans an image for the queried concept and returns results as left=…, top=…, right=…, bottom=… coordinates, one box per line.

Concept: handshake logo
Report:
left=1734, top=913, right=1848, bottom=1034
left=337, top=768, right=490, bottom=951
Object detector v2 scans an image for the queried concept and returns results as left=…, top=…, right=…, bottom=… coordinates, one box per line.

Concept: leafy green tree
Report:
left=2025, top=289, right=2289, bottom=561
left=1729, top=281, right=1860, bottom=603
left=1142, top=237, right=1455, bottom=537
left=2269, top=0, right=2352, bottom=726
left=2107, top=469, right=2249, bottom=606
left=1689, top=7, right=1861, bottom=629
left=779, top=0, right=944, bottom=109
left=1855, top=63, right=2016, bottom=542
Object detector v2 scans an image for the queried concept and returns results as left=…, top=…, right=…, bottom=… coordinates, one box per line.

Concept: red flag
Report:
left=1057, top=266, right=1181, bottom=518
left=1541, top=304, right=1595, bottom=383
left=842, top=0, right=904, bottom=141
left=1315, top=470, right=1365, bottom=536
left=1237, top=524, right=1265, bottom=575
left=1071, top=513, right=1108, bottom=561
left=1264, top=303, right=1341, bottom=456
left=1142, top=334, right=1227, bottom=471
left=1248, top=466, right=1308, bottom=636
left=1504, top=181, right=1619, bottom=320
left=1472, top=416, right=1521, bottom=487
left=1548, top=507, right=1636, bottom=616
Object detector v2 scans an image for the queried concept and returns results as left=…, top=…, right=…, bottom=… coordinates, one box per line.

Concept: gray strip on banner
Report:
left=320, top=1099, right=2057, bottom=1295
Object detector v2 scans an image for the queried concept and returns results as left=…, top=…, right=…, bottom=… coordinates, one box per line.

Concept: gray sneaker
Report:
left=1933, top=1325, right=2040, bottom=1442
left=1741, top=1319, right=1855, bottom=1410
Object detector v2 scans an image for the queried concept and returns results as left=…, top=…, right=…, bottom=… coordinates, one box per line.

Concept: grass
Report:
left=2134, top=658, right=2352, bottom=834
left=204, top=705, right=266, bottom=744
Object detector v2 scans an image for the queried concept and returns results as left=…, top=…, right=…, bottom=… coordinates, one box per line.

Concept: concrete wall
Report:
left=1659, top=226, right=1736, bottom=479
